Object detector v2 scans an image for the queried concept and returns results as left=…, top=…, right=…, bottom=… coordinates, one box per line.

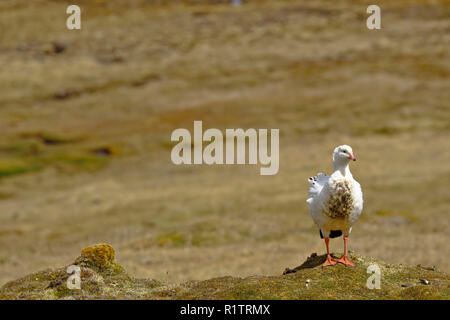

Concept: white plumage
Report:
left=306, top=145, right=363, bottom=267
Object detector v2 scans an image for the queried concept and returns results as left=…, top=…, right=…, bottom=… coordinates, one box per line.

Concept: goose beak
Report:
left=349, top=154, right=356, bottom=161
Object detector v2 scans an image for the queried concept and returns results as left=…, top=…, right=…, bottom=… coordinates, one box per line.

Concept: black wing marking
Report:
left=319, top=230, right=343, bottom=239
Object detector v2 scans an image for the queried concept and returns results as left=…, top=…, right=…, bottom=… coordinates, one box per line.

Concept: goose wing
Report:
left=306, top=173, right=329, bottom=204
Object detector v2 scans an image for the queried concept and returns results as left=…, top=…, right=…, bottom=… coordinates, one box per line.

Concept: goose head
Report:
left=332, top=145, right=356, bottom=172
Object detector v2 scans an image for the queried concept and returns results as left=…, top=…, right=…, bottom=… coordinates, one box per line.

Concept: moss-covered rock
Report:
left=0, top=246, right=448, bottom=300
left=73, top=243, right=123, bottom=276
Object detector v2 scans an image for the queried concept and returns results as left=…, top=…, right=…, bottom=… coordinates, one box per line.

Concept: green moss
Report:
left=0, top=135, right=112, bottom=179
left=0, top=159, right=41, bottom=178
left=170, top=253, right=449, bottom=300
left=0, top=248, right=448, bottom=300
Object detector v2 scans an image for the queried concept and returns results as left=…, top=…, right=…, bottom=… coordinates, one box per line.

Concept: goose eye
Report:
left=342, top=150, right=347, bottom=153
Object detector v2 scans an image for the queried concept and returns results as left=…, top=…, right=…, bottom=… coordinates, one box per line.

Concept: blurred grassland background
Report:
left=0, top=0, right=449, bottom=286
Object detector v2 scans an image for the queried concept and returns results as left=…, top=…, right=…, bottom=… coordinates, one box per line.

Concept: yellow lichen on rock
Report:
left=74, top=243, right=124, bottom=275
left=80, top=243, right=115, bottom=266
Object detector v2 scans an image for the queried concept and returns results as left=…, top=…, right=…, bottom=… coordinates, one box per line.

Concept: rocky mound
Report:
left=0, top=244, right=448, bottom=300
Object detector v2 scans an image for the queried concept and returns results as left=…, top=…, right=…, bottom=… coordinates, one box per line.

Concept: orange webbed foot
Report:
left=337, top=255, right=355, bottom=267
left=322, top=255, right=337, bottom=267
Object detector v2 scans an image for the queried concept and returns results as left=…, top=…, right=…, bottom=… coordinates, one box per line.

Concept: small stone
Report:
left=420, top=279, right=430, bottom=285
left=401, top=283, right=416, bottom=288
left=305, top=279, right=311, bottom=284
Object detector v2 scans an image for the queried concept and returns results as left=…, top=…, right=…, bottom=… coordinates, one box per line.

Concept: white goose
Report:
left=307, top=145, right=363, bottom=267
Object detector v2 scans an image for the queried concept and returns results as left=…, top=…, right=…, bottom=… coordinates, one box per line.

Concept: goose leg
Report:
left=338, top=236, right=355, bottom=267
left=323, top=237, right=337, bottom=267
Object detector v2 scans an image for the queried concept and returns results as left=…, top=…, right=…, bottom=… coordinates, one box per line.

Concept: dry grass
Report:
left=0, top=0, right=449, bottom=287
